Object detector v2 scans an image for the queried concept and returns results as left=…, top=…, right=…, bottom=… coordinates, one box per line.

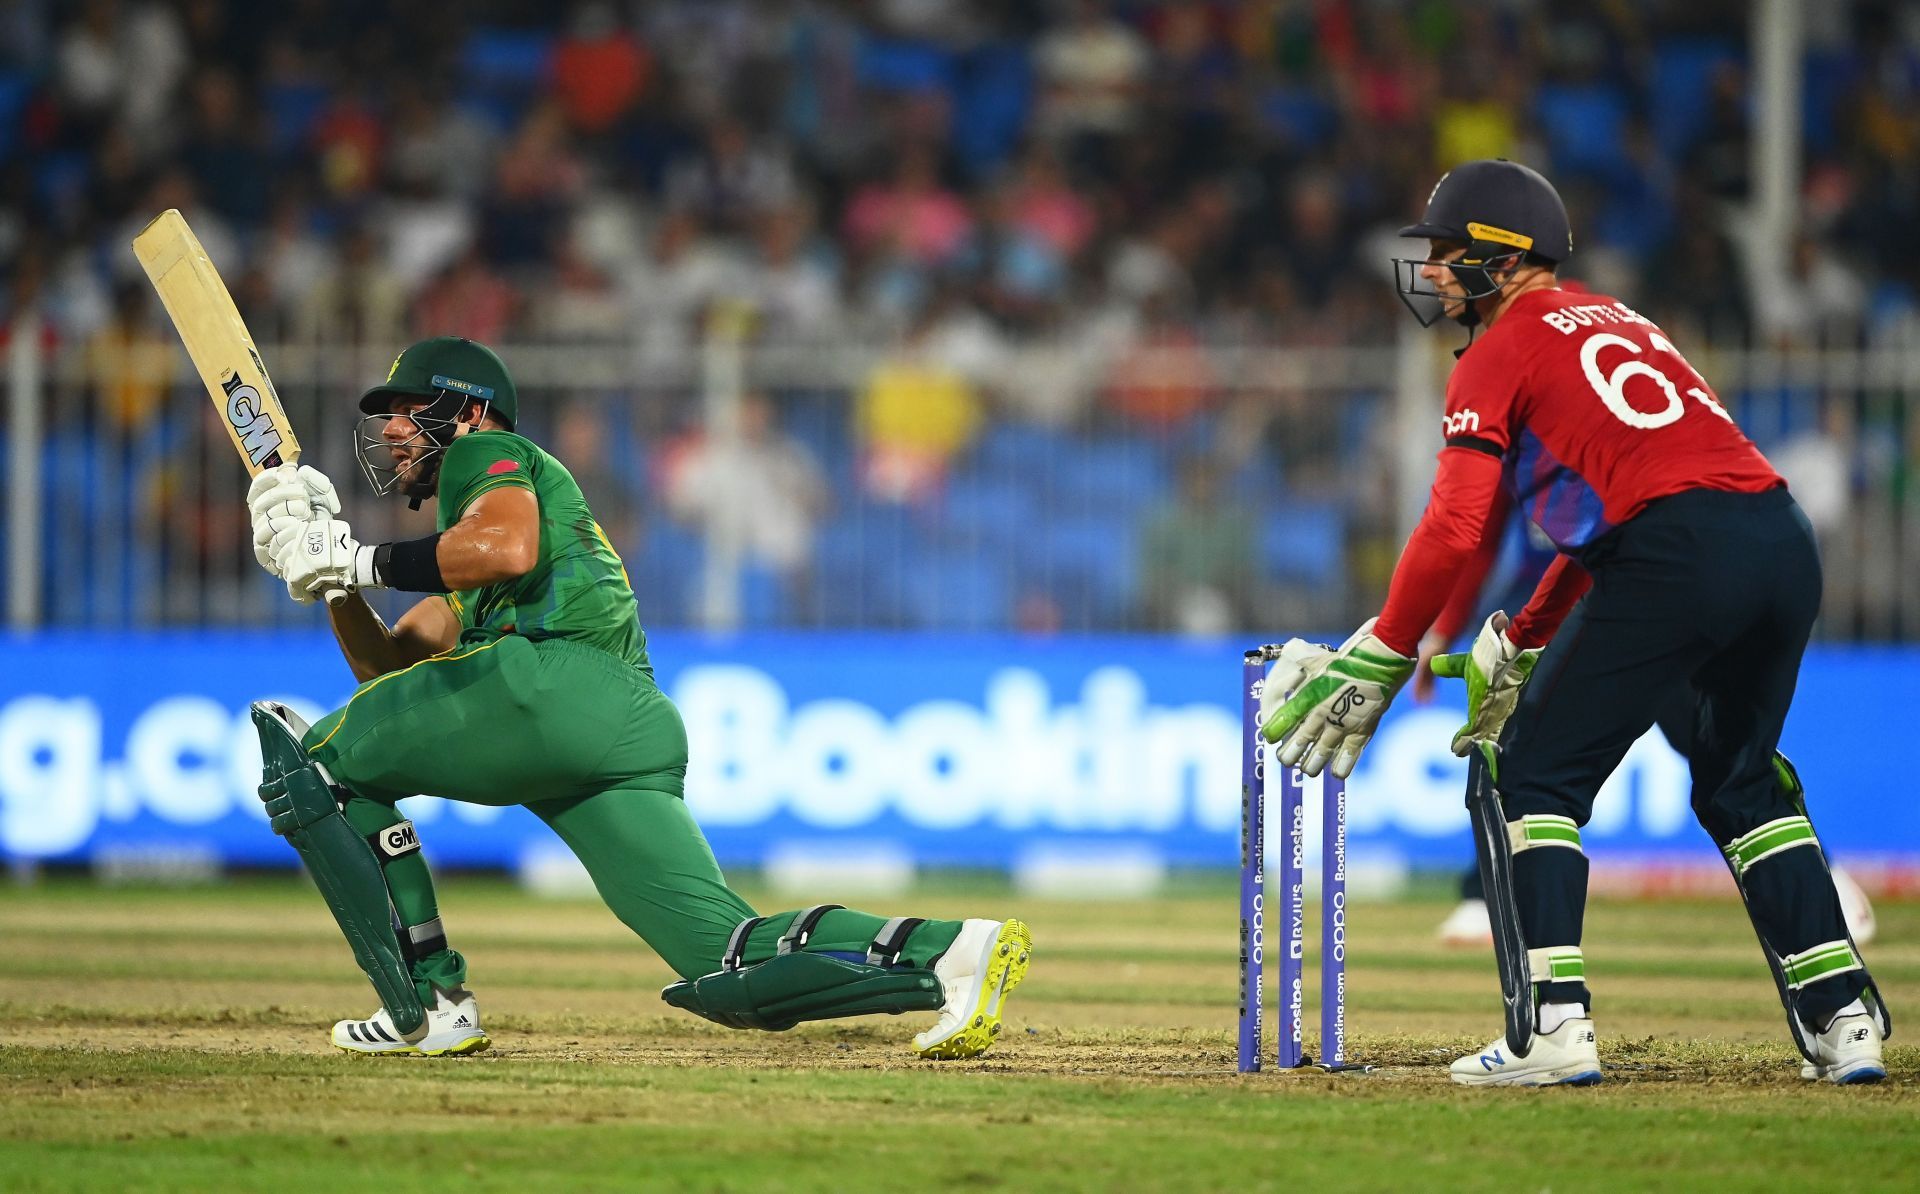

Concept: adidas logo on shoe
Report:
left=453, top=1015, right=472, bottom=1027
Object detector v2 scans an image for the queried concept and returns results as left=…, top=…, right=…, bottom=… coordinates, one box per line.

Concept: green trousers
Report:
left=304, top=634, right=961, bottom=993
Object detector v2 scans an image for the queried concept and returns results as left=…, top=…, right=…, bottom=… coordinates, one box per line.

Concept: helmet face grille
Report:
left=353, top=387, right=487, bottom=500
left=1391, top=247, right=1526, bottom=328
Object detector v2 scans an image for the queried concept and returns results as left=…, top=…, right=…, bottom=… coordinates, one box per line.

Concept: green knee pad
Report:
left=662, top=950, right=944, bottom=1031
left=252, top=702, right=426, bottom=1037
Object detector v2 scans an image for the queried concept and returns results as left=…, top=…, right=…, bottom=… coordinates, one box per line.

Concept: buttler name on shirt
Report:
left=1539, top=300, right=1653, bottom=335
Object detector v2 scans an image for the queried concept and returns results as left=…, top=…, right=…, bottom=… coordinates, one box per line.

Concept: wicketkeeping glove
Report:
left=1259, top=618, right=1415, bottom=779
left=1429, top=612, right=1541, bottom=756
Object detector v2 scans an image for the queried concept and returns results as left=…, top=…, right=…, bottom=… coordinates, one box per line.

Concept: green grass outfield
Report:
left=3, top=875, right=1916, bottom=1192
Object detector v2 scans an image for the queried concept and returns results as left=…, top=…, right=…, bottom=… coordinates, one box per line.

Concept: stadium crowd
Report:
left=5, top=1, right=1920, bottom=636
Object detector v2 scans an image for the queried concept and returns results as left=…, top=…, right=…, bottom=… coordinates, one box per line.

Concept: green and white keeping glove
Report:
left=1259, top=618, right=1415, bottom=780
left=1429, top=612, right=1542, bottom=756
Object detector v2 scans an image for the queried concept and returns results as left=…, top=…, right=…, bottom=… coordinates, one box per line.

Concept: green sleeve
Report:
left=437, top=433, right=538, bottom=522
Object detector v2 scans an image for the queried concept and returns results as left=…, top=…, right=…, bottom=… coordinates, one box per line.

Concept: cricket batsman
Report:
left=1259, top=160, right=1889, bottom=1086
left=244, top=336, right=1030, bottom=1059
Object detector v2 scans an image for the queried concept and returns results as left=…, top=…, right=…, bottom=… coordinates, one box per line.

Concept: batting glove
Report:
left=1260, top=618, right=1414, bottom=779
left=247, top=464, right=341, bottom=575
left=1430, top=612, right=1542, bottom=756
left=273, top=517, right=380, bottom=604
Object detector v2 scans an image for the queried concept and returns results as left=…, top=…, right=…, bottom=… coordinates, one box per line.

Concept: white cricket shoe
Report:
left=1437, top=898, right=1494, bottom=947
left=1799, top=1012, right=1886, bottom=1085
left=333, top=988, right=490, bottom=1057
left=912, top=919, right=1032, bottom=1060
left=1450, top=1017, right=1602, bottom=1087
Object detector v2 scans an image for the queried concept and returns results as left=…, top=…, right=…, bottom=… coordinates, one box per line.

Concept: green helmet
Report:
left=360, top=336, right=519, bottom=429
left=355, top=336, right=519, bottom=501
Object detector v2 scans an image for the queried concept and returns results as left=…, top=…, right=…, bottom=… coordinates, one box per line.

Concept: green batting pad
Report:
left=662, top=951, right=944, bottom=1031
left=252, top=703, right=426, bottom=1037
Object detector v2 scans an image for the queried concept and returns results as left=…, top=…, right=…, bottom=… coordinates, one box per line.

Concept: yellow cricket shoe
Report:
left=913, top=919, right=1032, bottom=1060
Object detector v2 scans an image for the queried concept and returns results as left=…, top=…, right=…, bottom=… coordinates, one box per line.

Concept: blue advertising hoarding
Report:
left=3, top=632, right=1916, bottom=875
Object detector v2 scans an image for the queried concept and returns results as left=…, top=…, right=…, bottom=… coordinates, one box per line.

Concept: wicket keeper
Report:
left=245, top=336, right=1030, bottom=1058
left=1259, top=160, right=1889, bottom=1086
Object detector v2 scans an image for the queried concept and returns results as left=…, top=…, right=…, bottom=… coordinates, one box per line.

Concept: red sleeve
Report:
left=1506, top=555, right=1591, bottom=647
left=1373, top=446, right=1506, bottom=656
left=1430, top=485, right=1514, bottom=644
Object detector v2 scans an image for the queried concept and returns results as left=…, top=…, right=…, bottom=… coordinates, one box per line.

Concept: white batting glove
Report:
left=247, top=465, right=341, bottom=575
left=1430, top=612, right=1542, bottom=756
left=273, top=517, right=380, bottom=604
left=1259, top=618, right=1415, bottom=779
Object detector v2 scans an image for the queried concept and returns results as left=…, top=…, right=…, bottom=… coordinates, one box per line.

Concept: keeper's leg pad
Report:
left=1716, top=766, right=1891, bottom=1059
left=661, top=951, right=944, bottom=1031
left=252, top=702, right=427, bottom=1038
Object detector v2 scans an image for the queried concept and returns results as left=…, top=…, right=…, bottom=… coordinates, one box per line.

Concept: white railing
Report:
left=5, top=327, right=1916, bottom=640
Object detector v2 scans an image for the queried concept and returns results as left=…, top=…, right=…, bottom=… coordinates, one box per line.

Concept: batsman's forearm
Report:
left=325, top=593, right=412, bottom=682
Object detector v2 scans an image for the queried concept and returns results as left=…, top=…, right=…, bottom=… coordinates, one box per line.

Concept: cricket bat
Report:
left=132, top=208, right=346, bottom=605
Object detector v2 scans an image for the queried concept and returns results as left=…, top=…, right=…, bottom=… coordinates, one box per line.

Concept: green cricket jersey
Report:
left=434, top=429, right=650, bottom=676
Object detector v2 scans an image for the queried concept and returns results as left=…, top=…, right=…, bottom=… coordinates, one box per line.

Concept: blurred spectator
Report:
left=1034, top=0, right=1151, bottom=175
left=553, top=399, right=641, bottom=550
left=1138, top=457, right=1256, bottom=636
left=1750, top=234, right=1869, bottom=347
left=493, top=101, right=589, bottom=264
left=57, top=0, right=188, bottom=142
left=624, top=209, right=745, bottom=360
left=311, top=82, right=385, bottom=200
left=386, top=86, right=499, bottom=201
left=83, top=281, right=174, bottom=432
left=663, top=391, right=828, bottom=588
left=1103, top=295, right=1216, bottom=430
left=178, top=68, right=271, bottom=226
left=256, top=194, right=330, bottom=317
left=843, top=143, right=974, bottom=267
left=738, top=203, right=842, bottom=340
left=857, top=304, right=983, bottom=503
left=295, top=221, right=409, bottom=346
left=1002, top=141, right=1098, bottom=259
left=551, top=3, right=652, bottom=136
left=665, top=117, right=799, bottom=235
left=1692, top=64, right=1751, bottom=201
left=528, top=225, right=627, bottom=341
left=412, top=247, right=517, bottom=344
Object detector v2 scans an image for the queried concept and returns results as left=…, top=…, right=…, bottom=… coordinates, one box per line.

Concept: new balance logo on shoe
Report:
left=1847, top=1027, right=1870, bottom=1044
left=1480, top=1049, right=1505, bottom=1071
left=1578, top=1029, right=1596, bottom=1044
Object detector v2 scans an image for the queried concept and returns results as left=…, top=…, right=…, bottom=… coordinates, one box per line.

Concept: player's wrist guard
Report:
left=361, top=533, right=446, bottom=593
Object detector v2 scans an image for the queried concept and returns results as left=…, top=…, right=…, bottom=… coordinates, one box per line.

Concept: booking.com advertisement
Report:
left=3, top=633, right=1918, bottom=880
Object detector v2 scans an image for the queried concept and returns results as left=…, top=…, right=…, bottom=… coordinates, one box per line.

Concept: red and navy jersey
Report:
left=1444, top=288, right=1781, bottom=552
left=1373, top=287, right=1783, bottom=654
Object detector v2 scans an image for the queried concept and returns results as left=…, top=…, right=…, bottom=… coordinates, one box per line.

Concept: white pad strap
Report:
left=1723, top=816, right=1819, bottom=878
left=1508, top=815, right=1582, bottom=855
left=1780, top=939, right=1863, bottom=990
left=1527, top=946, right=1585, bottom=985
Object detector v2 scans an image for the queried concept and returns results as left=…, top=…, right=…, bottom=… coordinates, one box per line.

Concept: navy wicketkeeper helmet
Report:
left=1393, top=159, right=1572, bottom=327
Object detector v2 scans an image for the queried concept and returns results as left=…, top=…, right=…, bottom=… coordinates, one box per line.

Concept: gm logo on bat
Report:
left=221, top=371, right=285, bottom=468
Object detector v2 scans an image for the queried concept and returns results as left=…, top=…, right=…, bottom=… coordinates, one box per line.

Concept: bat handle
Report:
left=323, top=586, right=351, bottom=607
